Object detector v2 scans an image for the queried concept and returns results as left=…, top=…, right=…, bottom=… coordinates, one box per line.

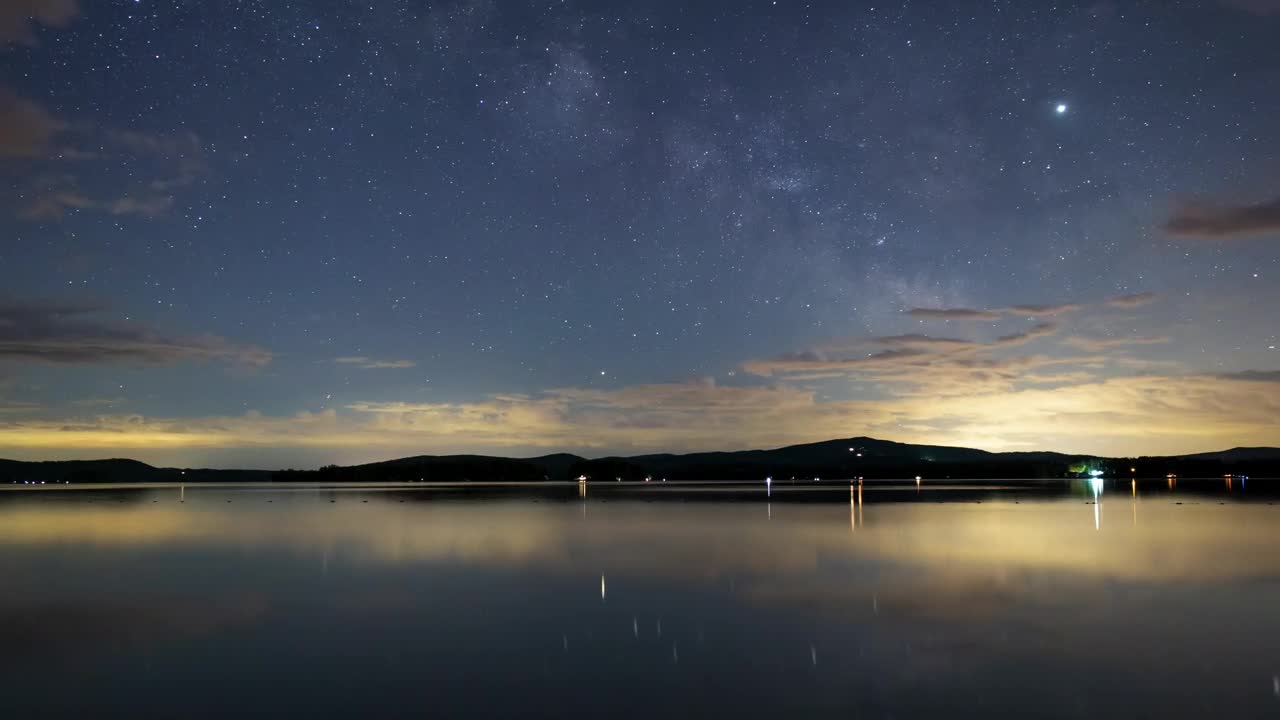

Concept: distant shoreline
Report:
left=3, top=436, right=1277, bottom=485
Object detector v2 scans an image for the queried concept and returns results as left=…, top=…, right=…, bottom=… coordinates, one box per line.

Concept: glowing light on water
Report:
left=1091, top=476, right=1103, bottom=531
left=851, top=485, right=857, bottom=531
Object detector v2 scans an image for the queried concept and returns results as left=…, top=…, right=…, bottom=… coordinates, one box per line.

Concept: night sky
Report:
left=1, top=0, right=1278, bottom=467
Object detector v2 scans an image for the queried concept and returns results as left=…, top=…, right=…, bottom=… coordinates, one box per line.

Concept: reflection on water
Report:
left=2, top=480, right=1280, bottom=718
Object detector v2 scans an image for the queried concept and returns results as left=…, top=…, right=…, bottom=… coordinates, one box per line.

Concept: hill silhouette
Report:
left=2, top=437, right=1277, bottom=484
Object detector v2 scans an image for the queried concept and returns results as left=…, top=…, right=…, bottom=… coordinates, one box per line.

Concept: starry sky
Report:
left=1, top=0, right=1278, bottom=468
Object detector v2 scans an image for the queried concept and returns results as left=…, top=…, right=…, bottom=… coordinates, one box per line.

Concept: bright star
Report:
left=1055, top=103, right=1068, bottom=114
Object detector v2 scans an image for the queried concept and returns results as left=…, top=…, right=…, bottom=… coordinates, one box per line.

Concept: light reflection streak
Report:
left=1091, top=478, right=1102, bottom=531
left=857, top=480, right=864, bottom=529
left=850, top=484, right=856, bottom=532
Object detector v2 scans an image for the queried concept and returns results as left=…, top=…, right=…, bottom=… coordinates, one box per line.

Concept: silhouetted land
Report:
left=3, top=437, right=1279, bottom=484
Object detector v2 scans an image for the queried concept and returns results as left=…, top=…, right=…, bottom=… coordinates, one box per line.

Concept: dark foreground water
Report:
left=2, top=479, right=1279, bottom=718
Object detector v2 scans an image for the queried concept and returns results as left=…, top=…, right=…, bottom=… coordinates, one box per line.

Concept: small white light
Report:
left=1056, top=103, right=1068, bottom=114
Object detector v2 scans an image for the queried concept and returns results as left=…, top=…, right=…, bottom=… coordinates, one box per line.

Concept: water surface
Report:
left=2, top=480, right=1278, bottom=718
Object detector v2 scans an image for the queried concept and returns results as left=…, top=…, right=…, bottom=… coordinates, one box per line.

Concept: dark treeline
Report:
left=3, top=438, right=1278, bottom=484
left=0, top=459, right=271, bottom=485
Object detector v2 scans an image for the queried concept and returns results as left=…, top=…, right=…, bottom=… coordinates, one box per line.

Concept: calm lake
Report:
left=2, top=479, right=1278, bottom=718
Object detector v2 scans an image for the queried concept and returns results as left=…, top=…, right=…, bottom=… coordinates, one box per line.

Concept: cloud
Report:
left=0, top=0, right=78, bottom=46
left=1220, top=0, right=1280, bottom=15
left=1215, top=370, right=1280, bottom=382
left=1006, top=303, right=1083, bottom=317
left=1062, top=335, right=1171, bottom=351
left=109, top=195, right=174, bottom=217
left=21, top=191, right=175, bottom=219
left=1107, top=292, right=1157, bottom=308
left=0, top=299, right=271, bottom=367
left=745, top=322, right=1064, bottom=395
left=910, top=293, right=1159, bottom=323
left=994, top=322, right=1058, bottom=346
left=0, top=4, right=77, bottom=158
left=907, top=307, right=1002, bottom=321
left=873, top=334, right=980, bottom=349
left=6, top=96, right=206, bottom=219
left=1164, top=196, right=1280, bottom=238
left=741, top=348, right=933, bottom=377
left=1, top=369, right=1278, bottom=462
left=335, top=356, right=416, bottom=370
left=0, top=399, right=42, bottom=414
left=18, top=128, right=204, bottom=219
left=0, top=87, right=63, bottom=157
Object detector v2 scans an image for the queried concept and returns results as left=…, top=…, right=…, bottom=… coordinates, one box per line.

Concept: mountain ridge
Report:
left=3, top=437, right=1278, bottom=483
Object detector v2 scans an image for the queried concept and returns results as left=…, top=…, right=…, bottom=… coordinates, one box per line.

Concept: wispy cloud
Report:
left=18, top=129, right=206, bottom=219
left=0, top=87, right=63, bottom=158
left=0, top=3, right=76, bottom=158
left=3, top=9, right=205, bottom=220
left=872, top=334, right=980, bottom=349
left=995, top=322, right=1058, bottom=346
left=1220, top=0, right=1280, bottom=16
left=0, top=0, right=78, bottom=46
left=907, top=307, right=1002, bottom=321
left=1165, top=196, right=1280, bottom=239
left=1062, top=335, right=1171, bottom=351
left=909, top=292, right=1159, bottom=321
left=0, top=299, right=271, bottom=367
left=334, top=356, right=416, bottom=370
left=1107, top=292, right=1158, bottom=308
left=743, top=324, right=1089, bottom=401
left=21, top=189, right=177, bottom=219
left=1215, top=370, right=1280, bottom=382
left=1006, top=304, right=1083, bottom=317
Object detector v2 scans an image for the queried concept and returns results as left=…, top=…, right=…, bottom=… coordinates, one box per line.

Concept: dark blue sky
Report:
left=1, top=0, right=1278, bottom=467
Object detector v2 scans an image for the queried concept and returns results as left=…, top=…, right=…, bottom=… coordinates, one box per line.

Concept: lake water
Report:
left=2, top=479, right=1279, bottom=718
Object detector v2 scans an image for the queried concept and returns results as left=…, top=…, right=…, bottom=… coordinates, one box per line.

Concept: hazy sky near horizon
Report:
left=1, top=0, right=1278, bottom=468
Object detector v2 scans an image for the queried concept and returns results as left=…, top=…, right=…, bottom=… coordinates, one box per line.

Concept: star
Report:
left=1055, top=103, right=1068, bottom=114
